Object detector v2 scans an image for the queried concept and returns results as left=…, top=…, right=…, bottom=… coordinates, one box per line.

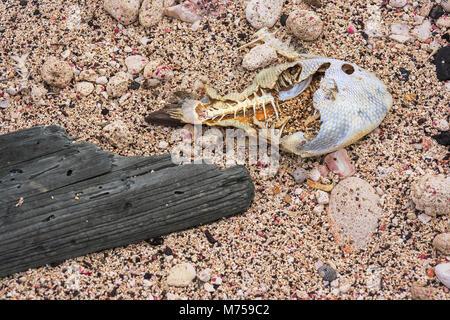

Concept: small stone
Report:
left=390, top=22, right=412, bottom=43
left=245, top=0, right=283, bottom=29
left=433, top=233, right=450, bottom=255
left=143, top=60, right=160, bottom=79
left=41, top=56, right=74, bottom=88
left=433, top=46, right=450, bottom=81
left=103, top=120, right=133, bottom=147
left=159, top=141, right=169, bottom=149
left=419, top=2, right=434, bottom=17
left=312, top=204, right=324, bottom=214
left=153, top=66, right=174, bottom=81
left=308, top=167, right=321, bottom=182
left=411, top=174, right=450, bottom=217
left=211, top=276, right=222, bottom=285
left=123, top=46, right=132, bottom=53
left=198, top=269, right=212, bottom=282
left=106, top=72, right=129, bottom=98
left=430, top=5, right=445, bottom=19
left=417, top=213, right=432, bottom=224
left=412, top=20, right=432, bottom=41
left=103, top=0, right=140, bottom=25
left=30, top=84, right=47, bottom=105
left=96, top=76, right=108, bottom=85
left=318, top=264, right=337, bottom=282
left=242, top=44, right=278, bottom=71
left=204, top=283, right=215, bottom=292
left=389, top=0, right=407, bottom=8
left=411, top=282, right=437, bottom=300
left=436, top=15, right=450, bottom=28
left=79, top=69, right=99, bottom=82
left=147, top=78, right=161, bottom=87
left=435, top=263, right=450, bottom=288
left=324, top=149, right=356, bottom=178
left=167, top=263, right=196, bottom=287
left=140, top=0, right=164, bottom=27
left=304, top=0, right=322, bottom=8
left=293, top=167, right=308, bottom=184
left=286, top=10, right=323, bottom=41
left=315, top=190, right=329, bottom=205
left=130, top=81, right=140, bottom=90
left=75, top=81, right=94, bottom=97
left=164, top=1, right=201, bottom=23
left=125, top=55, right=148, bottom=74
left=330, top=279, right=339, bottom=287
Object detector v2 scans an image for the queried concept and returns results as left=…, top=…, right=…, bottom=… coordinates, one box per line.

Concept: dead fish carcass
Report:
left=147, top=28, right=392, bottom=158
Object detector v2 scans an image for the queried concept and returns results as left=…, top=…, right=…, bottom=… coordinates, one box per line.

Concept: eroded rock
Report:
left=411, top=174, right=450, bottom=217
left=41, top=57, right=74, bottom=88
left=104, top=0, right=140, bottom=25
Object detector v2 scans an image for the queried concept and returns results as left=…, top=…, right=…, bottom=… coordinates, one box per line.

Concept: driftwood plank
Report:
left=0, top=126, right=254, bottom=278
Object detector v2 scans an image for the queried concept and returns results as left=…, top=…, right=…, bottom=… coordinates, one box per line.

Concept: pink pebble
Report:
left=324, top=149, right=356, bottom=178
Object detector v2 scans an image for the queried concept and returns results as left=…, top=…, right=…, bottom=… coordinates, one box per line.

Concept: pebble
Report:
left=198, top=268, right=212, bottom=282
left=315, top=190, right=329, bottom=205
left=167, top=263, right=196, bottom=287
left=75, top=81, right=94, bottom=97
left=103, top=0, right=140, bottom=25
left=435, top=263, right=450, bottom=288
left=30, top=84, right=47, bottom=105
left=304, top=0, right=322, bottom=8
left=419, top=2, right=434, bottom=17
left=436, top=15, right=450, bottom=28
left=164, top=1, right=201, bottom=23
left=433, top=46, right=450, bottom=81
left=139, top=0, right=164, bottom=27
left=204, top=283, right=215, bottom=292
left=125, top=55, right=148, bottom=74
left=286, top=10, right=323, bottom=41
left=389, top=0, right=407, bottom=8
left=41, top=56, right=74, bottom=88
left=308, top=167, right=321, bottom=182
left=364, top=5, right=386, bottom=38
left=106, top=72, right=129, bottom=98
left=143, top=60, right=160, bottom=79
left=211, top=276, right=222, bottom=285
left=411, top=282, right=437, bottom=300
left=324, top=149, right=355, bottom=178
left=433, top=233, right=450, bottom=255
left=245, top=0, right=283, bottom=29
left=153, top=66, right=174, bottom=81
left=390, top=22, right=412, bottom=43
left=430, top=5, right=446, bottom=19
left=412, top=20, right=432, bottom=41
left=410, top=174, right=450, bottom=217
left=312, top=204, right=324, bottom=214
left=96, top=76, right=108, bottom=85
left=329, top=177, right=383, bottom=249
left=293, top=167, right=308, bottom=184
left=318, top=264, right=337, bottom=282
left=417, top=213, right=432, bottom=224
left=103, top=120, right=133, bottom=147
left=242, top=44, right=278, bottom=71
left=159, top=141, right=169, bottom=149
left=79, top=69, right=99, bottom=82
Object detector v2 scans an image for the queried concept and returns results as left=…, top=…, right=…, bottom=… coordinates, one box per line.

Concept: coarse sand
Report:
left=0, top=0, right=449, bottom=300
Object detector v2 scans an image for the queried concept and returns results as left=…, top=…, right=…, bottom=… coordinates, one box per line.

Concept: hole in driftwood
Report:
left=44, top=215, right=55, bottom=222
left=124, top=202, right=132, bottom=209
left=10, top=169, right=23, bottom=174
left=342, top=64, right=355, bottom=75
left=174, top=191, right=184, bottom=195
left=66, top=170, right=73, bottom=176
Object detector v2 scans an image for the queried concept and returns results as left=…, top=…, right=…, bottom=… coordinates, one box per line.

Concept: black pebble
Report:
left=399, top=68, right=410, bottom=82
left=148, top=237, right=164, bottom=246
left=20, top=0, right=27, bottom=6
left=432, top=132, right=450, bottom=147
left=429, top=5, right=445, bottom=20
left=130, top=81, right=140, bottom=90
left=280, top=13, right=288, bottom=27
left=205, top=230, right=217, bottom=244
left=238, top=33, right=246, bottom=40
left=144, top=272, right=152, bottom=279
left=33, top=9, right=40, bottom=16
left=433, top=46, right=450, bottom=81
left=318, top=264, right=337, bottom=282
left=163, top=246, right=173, bottom=256
left=101, top=108, right=109, bottom=115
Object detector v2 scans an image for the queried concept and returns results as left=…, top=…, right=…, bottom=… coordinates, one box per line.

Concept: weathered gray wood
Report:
left=0, top=126, right=254, bottom=278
